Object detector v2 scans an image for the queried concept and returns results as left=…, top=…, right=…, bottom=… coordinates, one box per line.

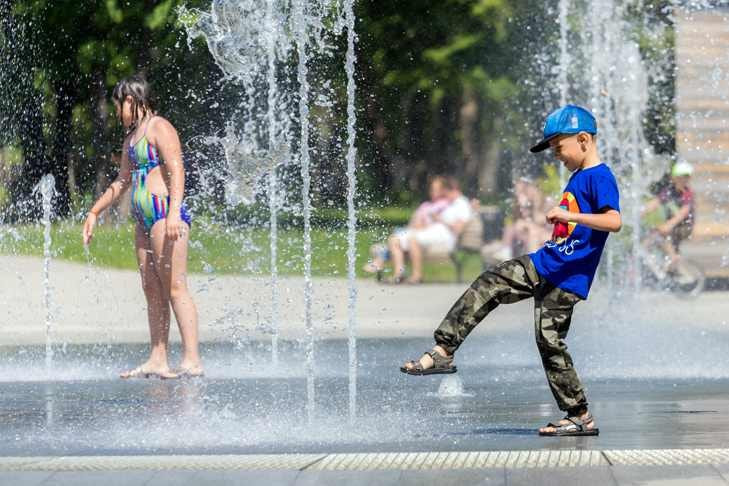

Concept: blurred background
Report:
left=0, top=0, right=724, bottom=285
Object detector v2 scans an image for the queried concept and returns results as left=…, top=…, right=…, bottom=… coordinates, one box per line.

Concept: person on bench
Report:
left=365, top=176, right=472, bottom=284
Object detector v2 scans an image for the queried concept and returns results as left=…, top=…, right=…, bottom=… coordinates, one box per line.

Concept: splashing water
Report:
left=436, top=374, right=473, bottom=399
left=184, top=0, right=357, bottom=423
left=343, top=0, right=359, bottom=422
left=291, top=0, right=316, bottom=423
left=265, top=0, right=281, bottom=368
left=543, top=0, right=661, bottom=294
left=32, top=174, right=55, bottom=375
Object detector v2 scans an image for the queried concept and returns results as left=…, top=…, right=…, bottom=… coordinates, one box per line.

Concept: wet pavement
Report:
left=2, top=338, right=729, bottom=456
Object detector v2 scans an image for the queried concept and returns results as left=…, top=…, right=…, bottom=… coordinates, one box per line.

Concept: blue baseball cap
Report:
left=530, top=104, right=598, bottom=153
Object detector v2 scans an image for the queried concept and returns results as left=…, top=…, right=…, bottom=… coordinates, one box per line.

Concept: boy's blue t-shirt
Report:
left=530, top=163, right=620, bottom=299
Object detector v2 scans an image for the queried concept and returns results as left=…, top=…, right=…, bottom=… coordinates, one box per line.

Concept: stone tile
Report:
left=295, top=470, right=401, bottom=485
left=41, top=470, right=155, bottom=486
left=187, top=470, right=300, bottom=486
left=145, top=470, right=198, bottom=486
left=399, top=469, right=507, bottom=486
left=506, top=466, right=617, bottom=486
left=0, top=471, right=53, bottom=486
left=711, top=463, right=729, bottom=484
left=611, top=465, right=728, bottom=486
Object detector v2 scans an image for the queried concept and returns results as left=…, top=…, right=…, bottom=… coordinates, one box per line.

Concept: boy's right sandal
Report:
left=400, top=350, right=458, bottom=375
left=538, top=411, right=599, bottom=437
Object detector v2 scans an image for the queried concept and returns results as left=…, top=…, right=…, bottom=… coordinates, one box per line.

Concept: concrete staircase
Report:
left=676, top=8, right=729, bottom=277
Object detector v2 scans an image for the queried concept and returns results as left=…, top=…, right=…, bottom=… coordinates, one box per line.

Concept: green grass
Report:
left=0, top=221, right=484, bottom=282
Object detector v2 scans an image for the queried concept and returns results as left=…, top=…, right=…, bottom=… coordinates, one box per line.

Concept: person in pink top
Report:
left=364, top=175, right=452, bottom=281
left=388, top=176, right=472, bottom=283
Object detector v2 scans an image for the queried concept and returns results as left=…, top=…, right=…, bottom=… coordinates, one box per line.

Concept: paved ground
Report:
left=3, top=255, right=729, bottom=485
left=4, top=457, right=729, bottom=485
left=2, top=255, right=729, bottom=345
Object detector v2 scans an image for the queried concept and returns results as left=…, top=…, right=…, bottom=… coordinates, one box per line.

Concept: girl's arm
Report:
left=150, top=117, right=186, bottom=240
left=83, top=148, right=131, bottom=245
left=547, top=206, right=622, bottom=233
left=89, top=149, right=132, bottom=216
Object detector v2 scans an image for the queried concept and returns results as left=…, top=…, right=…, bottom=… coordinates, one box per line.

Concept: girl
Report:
left=82, top=74, right=203, bottom=379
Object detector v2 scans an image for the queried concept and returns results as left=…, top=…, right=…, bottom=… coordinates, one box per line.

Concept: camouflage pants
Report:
left=434, top=255, right=587, bottom=412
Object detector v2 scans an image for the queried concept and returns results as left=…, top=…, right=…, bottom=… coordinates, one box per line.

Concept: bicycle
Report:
left=638, top=230, right=705, bottom=298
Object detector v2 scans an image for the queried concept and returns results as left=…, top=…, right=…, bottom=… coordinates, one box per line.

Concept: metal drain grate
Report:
left=2, top=449, right=729, bottom=472
left=0, top=454, right=325, bottom=472
left=605, top=449, right=729, bottom=466
left=308, top=450, right=608, bottom=470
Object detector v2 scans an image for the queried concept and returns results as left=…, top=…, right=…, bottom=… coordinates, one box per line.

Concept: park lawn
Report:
left=0, top=221, right=484, bottom=282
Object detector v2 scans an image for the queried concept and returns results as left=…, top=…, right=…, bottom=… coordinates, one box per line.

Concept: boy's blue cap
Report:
left=530, top=104, right=598, bottom=153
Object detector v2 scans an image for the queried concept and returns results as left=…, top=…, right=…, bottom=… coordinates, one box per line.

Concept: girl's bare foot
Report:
left=176, top=360, right=204, bottom=377
left=120, top=360, right=178, bottom=379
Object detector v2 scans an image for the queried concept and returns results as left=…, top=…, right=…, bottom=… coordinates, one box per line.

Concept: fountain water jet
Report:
left=343, top=0, right=359, bottom=422
left=185, top=0, right=358, bottom=423
left=541, top=0, right=658, bottom=294
left=291, top=0, right=316, bottom=423
left=265, top=0, right=281, bottom=368
left=32, top=174, right=55, bottom=374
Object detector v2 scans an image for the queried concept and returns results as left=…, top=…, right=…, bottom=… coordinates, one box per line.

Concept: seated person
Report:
left=365, top=176, right=473, bottom=284
left=482, top=176, right=551, bottom=263
left=364, top=175, right=449, bottom=276
left=641, top=161, right=695, bottom=272
left=390, top=177, right=473, bottom=283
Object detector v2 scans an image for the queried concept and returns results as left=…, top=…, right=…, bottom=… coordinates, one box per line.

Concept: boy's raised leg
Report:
left=402, top=256, right=538, bottom=373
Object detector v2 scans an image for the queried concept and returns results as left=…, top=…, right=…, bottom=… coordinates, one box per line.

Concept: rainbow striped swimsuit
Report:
left=128, top=135, right=192, bottom=233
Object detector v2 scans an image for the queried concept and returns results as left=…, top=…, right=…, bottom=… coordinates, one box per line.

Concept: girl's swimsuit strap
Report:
left=130, top=115, right=158, bottom=148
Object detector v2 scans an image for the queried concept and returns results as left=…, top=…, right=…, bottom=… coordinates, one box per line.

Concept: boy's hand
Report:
left=546, top=206, right=571, bottom=224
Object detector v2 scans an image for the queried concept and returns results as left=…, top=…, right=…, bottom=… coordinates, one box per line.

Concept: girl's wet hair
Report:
left=112, top=74, right=156, bottom=129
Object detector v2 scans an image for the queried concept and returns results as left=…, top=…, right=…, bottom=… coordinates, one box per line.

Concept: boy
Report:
left=401, top=105, right=621, bottom=437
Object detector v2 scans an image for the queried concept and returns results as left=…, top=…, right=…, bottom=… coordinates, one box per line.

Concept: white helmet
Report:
left=671, top=161, right=694, bottom=177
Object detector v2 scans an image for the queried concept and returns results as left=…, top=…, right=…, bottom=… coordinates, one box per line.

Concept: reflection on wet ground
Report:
left=2, top=338, right=729, bottom=456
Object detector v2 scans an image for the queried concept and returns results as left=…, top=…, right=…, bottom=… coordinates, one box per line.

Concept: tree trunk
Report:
left=49, top=81, right=74, bottom=216
left=459, top=88, right=479, bottom=196
left=478, top=109, right=502, bottom=199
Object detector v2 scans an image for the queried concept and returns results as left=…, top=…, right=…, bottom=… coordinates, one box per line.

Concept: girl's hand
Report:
left=165, top=214, right=185, bottom=241
left=82, top=212, right=97, bottom=246
left=546, top=207, right=571, bottom=224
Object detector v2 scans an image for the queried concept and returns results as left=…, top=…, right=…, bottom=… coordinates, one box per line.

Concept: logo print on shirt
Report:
left=551, top=192, right=580, bottom=245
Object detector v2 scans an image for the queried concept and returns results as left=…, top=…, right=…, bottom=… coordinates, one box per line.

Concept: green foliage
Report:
left=0, top=0, right=678, bottom=221
left=1, top=0, right=216, bottom=218
left=538, top=164, right=563, bottom=199
left=0, top=221, right=481, bottom=282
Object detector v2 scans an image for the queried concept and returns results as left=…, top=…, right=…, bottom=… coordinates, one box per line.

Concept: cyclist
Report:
left=642, top=161, right=695, bottom=275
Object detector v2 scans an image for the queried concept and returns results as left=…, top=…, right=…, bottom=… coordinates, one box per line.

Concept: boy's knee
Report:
left=535, top=331, right=562, bottom=356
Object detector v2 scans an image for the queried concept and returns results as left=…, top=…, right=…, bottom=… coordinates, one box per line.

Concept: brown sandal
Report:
left=539, top=412, right=599, bottom=436
left=400, top=350, right=457, bottom=375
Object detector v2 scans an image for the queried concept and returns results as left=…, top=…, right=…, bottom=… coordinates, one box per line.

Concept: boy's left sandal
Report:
left=400, top=350, right=457, bottom=375
left=538, top=412, right=599, bottom=437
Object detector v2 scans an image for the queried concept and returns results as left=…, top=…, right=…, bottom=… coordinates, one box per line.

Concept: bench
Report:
left=427, top=206, right=504, bottom=283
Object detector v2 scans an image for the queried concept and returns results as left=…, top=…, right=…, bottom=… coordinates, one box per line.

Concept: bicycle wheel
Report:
left=671, top=259, right=705, bottom=299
